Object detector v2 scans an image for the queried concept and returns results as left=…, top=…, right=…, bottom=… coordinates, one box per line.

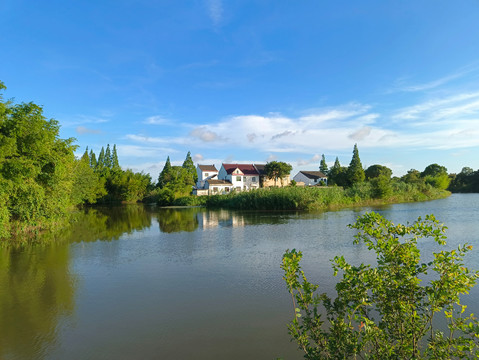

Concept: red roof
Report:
left=222, top=164, right=259, bottom=176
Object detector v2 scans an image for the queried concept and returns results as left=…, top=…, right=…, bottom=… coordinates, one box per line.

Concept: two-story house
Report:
left=218, top=164, right=260, bottom=192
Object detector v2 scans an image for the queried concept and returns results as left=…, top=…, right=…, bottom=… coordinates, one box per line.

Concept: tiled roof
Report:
left=300, top=171, right=327, bottom=179
left=253, top=164, right=266, bottom=175
left=198, top=164, right=218, bottom=172
left=207, top=179, right=232, bottom=186
left=222, top=164, right=259, bottom=176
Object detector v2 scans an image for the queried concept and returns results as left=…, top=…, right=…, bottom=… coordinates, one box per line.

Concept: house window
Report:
left=225, top=187, right=229, bottom=192
left=243, top=176, right=246, bottom=181
left=236, top=176, right=241, bottom=181
left=252, top=177, right=256, bottom=182
left=213, top=187, right=218, bottom=192
left=205, top=173, right=209, bottom=177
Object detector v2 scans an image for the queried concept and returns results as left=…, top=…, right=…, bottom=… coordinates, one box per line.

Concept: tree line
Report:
left=0, top=81, right=151, bottom=238
left=319, top=144, right=455, bottom=197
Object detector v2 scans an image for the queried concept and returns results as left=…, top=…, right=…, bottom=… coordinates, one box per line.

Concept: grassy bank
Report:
left=204, top=182, right=450, bottom=211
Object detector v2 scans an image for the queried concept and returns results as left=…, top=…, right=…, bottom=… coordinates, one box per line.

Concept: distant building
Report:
left=293, top=171, right=328, bottom=186
left=194, top=162, right=293, bottom=195
left=254, top=164, right=291, bottom=187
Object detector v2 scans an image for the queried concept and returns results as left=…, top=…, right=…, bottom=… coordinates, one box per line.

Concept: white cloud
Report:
left=193, top=153, right=204, bottom=162
left=392, top=66, right=477, bottom=93
left=349, top=126, right=372, bottom=141
left=206, top=0, right=223, bottom=26
left=144, top=115, right=171, bottom=125
left=76, top=126, right=102, bottom=135
left=190, top=126, right=225, bottom=142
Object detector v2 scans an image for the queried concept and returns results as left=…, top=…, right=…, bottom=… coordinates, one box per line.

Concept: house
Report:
left=253, top=164, right=291, bottom=187
left=196, top=164, right=219, bottom=189
left=218, top=164, right=260, bottom=192
left=204, top=179, right=233, bottom=195
left=293, top=171, right=328, bottom=186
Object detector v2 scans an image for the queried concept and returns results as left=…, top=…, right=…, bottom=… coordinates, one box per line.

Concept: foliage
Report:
left=282, top=212, right=479, bottom=359
left=182, top=151, right=198, bottom=183
left=70, top=151, right=107, bottom=204
left=347, top=143, right=365, bottom=185
left=0, top=84, right=77, bottom=232
left=402, top=169, right=424, bottom=184
left=422, top=163, right=448, bottom=177
left=205, top=181, right=449, bottom=211
left=264, top=161, right=293, bottom=186
left=320, top=154, right=328, bottom=175
left=328, top=157, right=348, bottom=187
left=421, top=164, right=451, bottom=190
left=449, top=167, right=479, bottom=193
left=365, top=164, right=392, bottom=180
left=157, top=156, right=172, bottom=189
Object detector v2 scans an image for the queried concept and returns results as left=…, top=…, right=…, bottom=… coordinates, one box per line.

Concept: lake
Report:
left=1, top=194, right=478, bottom=359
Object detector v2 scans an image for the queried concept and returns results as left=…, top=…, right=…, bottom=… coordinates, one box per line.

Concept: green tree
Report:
left=89, top=149, right=97, bottom=169
left=282, top=212, right=479, bottom=359
left=111, top=144, right=120, bottom=170
left=365, top=164, right=392, bottom=180
left=421, top=164, right=450, bottom=190
left=0, top=91, right=77, bottom=226
left=264, top=161, right=293, bottom=186
left=71, top=152, right=106, bottom=205
left=157, top=156, right=172, bottom=188
left=328, top=157, right=348, bottom=187
left=182, top=151, right=197, bottom=183
left=421, top=163, right=448, bottom=177
left=347, top=144, right=365, bottom=185
left=104, top=144, right=112, bottom=169
left=402, top=169, right=423, bottom=184
left=319, top=154, right=328, bottom=175
left=97, top=147, right=105, bottom=171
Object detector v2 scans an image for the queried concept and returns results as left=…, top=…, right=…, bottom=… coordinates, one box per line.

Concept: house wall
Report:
left=262, top=176, right=291, bottom=187
left=196, top=166, right=218, bottom=189
left=293, top=172, right=324, bottom=186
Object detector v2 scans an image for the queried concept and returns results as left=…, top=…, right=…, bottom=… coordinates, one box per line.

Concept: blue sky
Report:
left=2, top=0, right=479, bottom=180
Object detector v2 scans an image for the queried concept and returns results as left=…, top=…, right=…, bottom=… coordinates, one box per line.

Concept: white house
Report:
left=196, top=164, right=219, bottom=189
left=293, top=171, right=328, bottom=186
left=218, top=164, right=260, bottom=192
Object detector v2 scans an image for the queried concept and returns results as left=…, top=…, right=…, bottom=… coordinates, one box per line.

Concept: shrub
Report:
left=282, top=212, right=479, bottom=359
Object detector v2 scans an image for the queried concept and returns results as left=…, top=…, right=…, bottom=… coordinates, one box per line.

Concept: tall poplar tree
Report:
left=104, top=144, right=112, bottom=169
left=89, top=149, right=97, bottom=169
left=347, top=144, right=365, bottom=185
left=319, top=154, right=328, bottom=175
left=111, top=144, right=120, bottom=170
left=97, top=147, right=105, bottom=170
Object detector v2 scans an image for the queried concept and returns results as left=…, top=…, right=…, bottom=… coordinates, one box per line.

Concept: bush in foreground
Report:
left=282, top=212, right=479, bottom=359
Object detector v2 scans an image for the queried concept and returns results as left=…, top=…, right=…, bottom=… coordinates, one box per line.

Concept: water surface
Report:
left=1, top=194, right=478, bottom=359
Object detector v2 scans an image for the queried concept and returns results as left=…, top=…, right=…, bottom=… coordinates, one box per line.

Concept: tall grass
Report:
left=205, top=182, right=450, bottom=211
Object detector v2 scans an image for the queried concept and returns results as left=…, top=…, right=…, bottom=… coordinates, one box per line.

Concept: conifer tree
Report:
left=104, top=144, right=112, bottom=168
left=157, top=156, right=172, bottom=188
left=89, top=150, right=97, bottom=169
left=81, top=147, right=89, bottom=162
left=347, top=143, right=365, bottom=185
left=111, top=144, right=120, bottom=170
left=319, top=154, right=328, bottom=175
left=182, top=151, right=197, bottom=183
left=97, top=147, right=105, bottom=170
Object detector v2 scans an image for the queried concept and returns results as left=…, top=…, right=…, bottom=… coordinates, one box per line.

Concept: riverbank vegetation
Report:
left=0, top=82, right=152, bottom=240
left=282, top=212, right=479, bottom=359
left=205, top=180, right=449, bottom=211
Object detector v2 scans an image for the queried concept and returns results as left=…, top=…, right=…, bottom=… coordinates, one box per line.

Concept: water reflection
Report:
left=156, top=207, right=295, bottom=233
left=0, top=244, right=75, bottom=360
